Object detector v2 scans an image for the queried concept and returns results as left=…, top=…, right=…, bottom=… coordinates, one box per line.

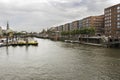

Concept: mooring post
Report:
left=6, top=34, right=8, bottom=46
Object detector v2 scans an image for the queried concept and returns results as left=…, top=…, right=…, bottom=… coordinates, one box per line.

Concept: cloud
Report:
left=0, top=0, right=120, bottom=32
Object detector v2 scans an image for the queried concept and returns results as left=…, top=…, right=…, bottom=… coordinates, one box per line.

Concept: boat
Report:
left=64, top=40, right=72, bottom=43
left=0, top=38, right=7, bottom=47
left=27, top=38, right=38, bottom=45
left=17, top=39, right=26, bottom=46
left=0, top=43, right=6, bottom=47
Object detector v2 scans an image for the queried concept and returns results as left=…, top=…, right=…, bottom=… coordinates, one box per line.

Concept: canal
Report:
left=0, top=38, right=120, bottom=80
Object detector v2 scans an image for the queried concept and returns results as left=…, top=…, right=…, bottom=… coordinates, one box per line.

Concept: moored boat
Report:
left=27, top=38, right=38, bottom=45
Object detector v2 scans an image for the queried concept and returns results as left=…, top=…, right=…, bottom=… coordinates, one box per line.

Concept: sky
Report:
left=0, top=0, right=120, bottom=32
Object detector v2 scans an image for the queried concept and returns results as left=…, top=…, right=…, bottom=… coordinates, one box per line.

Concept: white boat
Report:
left=0, top=43, right=5, bottom=47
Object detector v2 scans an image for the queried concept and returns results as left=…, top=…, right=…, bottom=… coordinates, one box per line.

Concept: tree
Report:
left=61, top=31, right=69, bottom=35
left=89, top=27, right=95, bottom=35
left=61, top=27, right=95, bottom=36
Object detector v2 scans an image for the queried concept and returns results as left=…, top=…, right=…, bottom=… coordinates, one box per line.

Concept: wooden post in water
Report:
left=6, top=21, right=9, bottom=46
left=6, top=34, right=9, bottom=46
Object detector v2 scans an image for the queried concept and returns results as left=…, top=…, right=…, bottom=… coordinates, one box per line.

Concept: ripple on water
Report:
left=0, top=39, right=120, bottom=80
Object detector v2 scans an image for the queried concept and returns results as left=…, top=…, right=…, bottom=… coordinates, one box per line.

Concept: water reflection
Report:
left=6, top=47, right=9, bottom=56
left=25, top=46, right=29, bottom=53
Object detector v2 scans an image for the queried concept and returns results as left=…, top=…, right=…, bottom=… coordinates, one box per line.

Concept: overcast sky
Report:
left=0, top=0, right=120, bottom=32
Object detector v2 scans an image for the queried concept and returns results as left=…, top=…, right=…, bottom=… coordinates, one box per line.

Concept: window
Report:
left=117, top=14, right=120, bottom=17
left=117, top=17, right=120, bottom=20
left=117, top=25, right=120, bottom=28
left=116, top=31, right=120, bottom=35
left=117, top=9, right=120, bottom=13
left=110, top=23, right=111, bottom=26
left=117, top=22, right=120, bottom=28
left=117, top=22, right=120, bottom=25
left=117, top=6, right=120, bottom=9
left=109, top=9, right=111, bottom=12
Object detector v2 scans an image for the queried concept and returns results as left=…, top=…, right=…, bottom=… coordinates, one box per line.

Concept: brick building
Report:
left=71, top=20, right=79, bottom=30
left=58, top=25, right=63, bottom=32
left=82, top=15, right=104, bottom=35
left=104, top=3, right=120, bottom=37
left=63, top=23, right=70, bottom=31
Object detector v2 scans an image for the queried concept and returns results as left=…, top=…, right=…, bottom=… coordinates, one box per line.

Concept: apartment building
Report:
left=104, top=3, right=120, bottom=37
left=71, top=20, right=79, bottom=30
left=69, top=23, right=73, bottom=31
left=58, top=25, right=63, bottom=32
left=82, top=15, right=104, bottom=35
left=54, top=27, right=59, bottom=31
left=63, top=23, right=70, bottom=32
left=79, top=20, right=83, bottom=29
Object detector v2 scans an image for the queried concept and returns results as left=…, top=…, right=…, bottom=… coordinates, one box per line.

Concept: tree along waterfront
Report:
left=61, top=27, right=95, bottom=36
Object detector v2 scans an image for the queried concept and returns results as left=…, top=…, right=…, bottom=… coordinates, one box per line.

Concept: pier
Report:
left=106, top=38, right=120, bottom=48
left=64, top=36, right=120, bottom=48
left=0, top=37, right=38, bottom=47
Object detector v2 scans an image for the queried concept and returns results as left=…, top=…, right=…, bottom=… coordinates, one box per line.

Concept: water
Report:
left=0, top=38, right=120, bottom=80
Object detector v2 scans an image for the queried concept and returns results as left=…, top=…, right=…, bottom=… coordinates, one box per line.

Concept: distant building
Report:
left=82, top=15, right=104, bottom=35
left=54, top=27, right=59, bottom=31
left=58, top=25, right=63, bottom=32
left=0, top=27, right=3, bottom=37
left=65, top=23, right=70, bottom=31
left=104, top=3, right=120, bottom=37
left=79, top=20, right=83, bottom=29
left=47, top=27, right=60, bottom=40
left=71, top=20, right=79, bottom=30
left=48, top=3, right=120, bottom=38
left=6, top=22, right=14, bottom=37
left=63, top=25, right=66, bottom=31
left=63, top=23, right=70, bottom=32
left=69, top=23, right=73, bottom=31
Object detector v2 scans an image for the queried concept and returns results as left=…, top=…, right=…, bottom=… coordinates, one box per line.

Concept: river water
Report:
left=0, top=38, right=120, bottom=80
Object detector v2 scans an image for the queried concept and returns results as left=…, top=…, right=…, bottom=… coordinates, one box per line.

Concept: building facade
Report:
left=71, top=20, right=79, bottom=30
left=58, top=25, right=63, bottom=32
left=0, top=27, right=3, bottom=37
left=62, top=23, right=70, bottom=32
left=104, top=3, right=120, bottom=37
left=54, top=27, right=59, bottom=32
left=82, top=15, right=104, bottom=35
left=69, top=23, right=73, bottom=31
left=79, top=20, right=83, bottom=29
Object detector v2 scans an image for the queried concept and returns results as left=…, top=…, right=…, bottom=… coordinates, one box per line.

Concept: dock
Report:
left=64, top=36, right=120, bottom=48
left=0, top=38, right=38, bottom=47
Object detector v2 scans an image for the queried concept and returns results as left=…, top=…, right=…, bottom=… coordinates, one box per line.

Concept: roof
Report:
left=105, top=3, right=120, bottom=10
left=6, top=28, right=13, bottom=33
